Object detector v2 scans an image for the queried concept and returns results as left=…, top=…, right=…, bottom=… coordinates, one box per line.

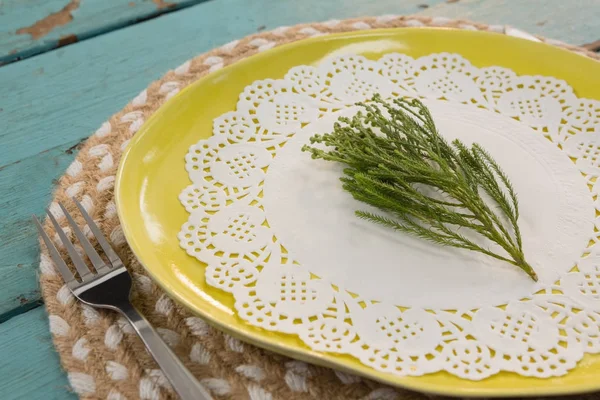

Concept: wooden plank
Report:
left=0, top=141, right=77, bottom=317
left=2, top=0, right=598, bottom=65
left=0, top=0, right=209, bottom=64
left=0, top=306, right=76, bottom=400
left=420, top=0, right=600, bottom=46
left=0, top=0, right=453, bottom=168
left=3, top=0, right=599, bottom=167
left=0, top=0, right=598, bottom=170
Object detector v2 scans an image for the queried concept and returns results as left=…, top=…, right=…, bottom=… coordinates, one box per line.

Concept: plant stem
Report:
left=302, top=95, right=538, bottom=281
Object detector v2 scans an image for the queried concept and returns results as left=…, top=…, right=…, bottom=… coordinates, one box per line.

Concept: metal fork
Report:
left=34, top=200, right=213, bottom=400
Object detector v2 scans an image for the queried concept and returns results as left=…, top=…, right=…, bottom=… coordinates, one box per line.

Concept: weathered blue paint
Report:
left=0, top=0, right=210, bottom=64
left=1, top=0, right=598, bottom=64
left=0, top=307, right=76, bottom=400
left=420, top=0, right=600, bottom=46
left=0, top=140, right=77, bottom=317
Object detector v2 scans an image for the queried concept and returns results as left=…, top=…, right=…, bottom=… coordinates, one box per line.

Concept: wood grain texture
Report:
left=4, top=0, right=599, bottom=168
left=2, top=0, right=599, bottom=64
left=0, top=306, right=76, bottom=399
left=0, top=141, right=77, bottom=317
left=0, top=0, right=208, bottom=64
left=419, top=0, right=600, bottom=46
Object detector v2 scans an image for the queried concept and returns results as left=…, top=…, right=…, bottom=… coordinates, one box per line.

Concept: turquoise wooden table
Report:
left=0, top=0, right=598, bottom=398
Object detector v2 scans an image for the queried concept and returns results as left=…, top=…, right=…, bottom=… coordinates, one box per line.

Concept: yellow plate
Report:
left=116, top=28, right=600, bottom=397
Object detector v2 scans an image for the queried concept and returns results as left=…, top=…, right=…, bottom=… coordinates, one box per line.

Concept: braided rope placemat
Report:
left=39, top=15, right=600, bottom=400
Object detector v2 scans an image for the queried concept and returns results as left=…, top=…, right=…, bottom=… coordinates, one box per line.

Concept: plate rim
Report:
left=115, top=27, right=600, bottom=397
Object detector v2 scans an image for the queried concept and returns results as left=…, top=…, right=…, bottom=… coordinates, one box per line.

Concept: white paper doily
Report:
left=178, top=53, right=600, bottom=380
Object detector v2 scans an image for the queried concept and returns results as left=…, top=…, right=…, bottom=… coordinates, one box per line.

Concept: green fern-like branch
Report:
left=301, top=94, right=537, bottom=281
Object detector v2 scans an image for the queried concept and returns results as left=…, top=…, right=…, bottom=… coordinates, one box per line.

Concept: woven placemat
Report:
left=39, top=15, right=600, bottom=400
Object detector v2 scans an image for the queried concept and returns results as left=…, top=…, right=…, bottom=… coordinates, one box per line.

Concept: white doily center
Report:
left=263, top=101, right=593, bottom=309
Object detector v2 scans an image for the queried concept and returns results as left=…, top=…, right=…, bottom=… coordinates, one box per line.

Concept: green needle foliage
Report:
left=302, top=95, right=537, bottom=281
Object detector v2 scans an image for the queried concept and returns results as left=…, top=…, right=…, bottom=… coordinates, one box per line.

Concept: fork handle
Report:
left=120, top=303, right=213, bottom=400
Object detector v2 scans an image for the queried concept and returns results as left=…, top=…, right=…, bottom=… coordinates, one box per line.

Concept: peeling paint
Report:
left=57, top=34, right=78, bottom=46
left=0, top=159, right=21, bottom=173
left=153, top=0, right=176, bottom=9
left=16, top=0, right=80, bottom=40
left=65, top=138, right=86, bottom=154
left=582, top=39, right=600, bottom=52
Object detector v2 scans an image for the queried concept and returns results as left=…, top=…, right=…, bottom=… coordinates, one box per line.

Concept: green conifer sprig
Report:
left=302, top=95, right=537, bottom=281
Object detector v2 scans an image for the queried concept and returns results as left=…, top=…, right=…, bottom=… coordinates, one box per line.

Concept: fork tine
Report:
left=46, top=208, right=94, bottom=281
left=59, top=203, right=112, bottom=275
left=33, top=216, right=77, bottom=284
left=73, top=198, right=122, bottom=268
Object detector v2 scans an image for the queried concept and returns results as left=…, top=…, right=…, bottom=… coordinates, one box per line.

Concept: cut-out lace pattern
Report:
left=179, top=53, right=600, bottom=380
